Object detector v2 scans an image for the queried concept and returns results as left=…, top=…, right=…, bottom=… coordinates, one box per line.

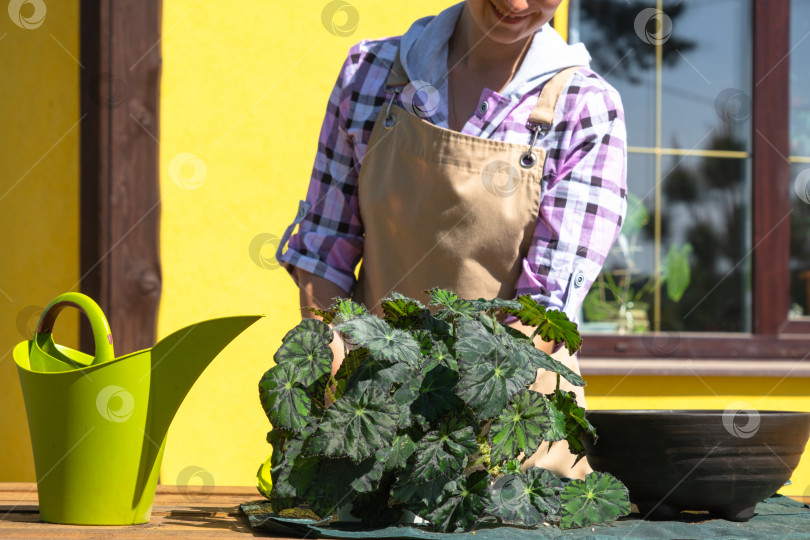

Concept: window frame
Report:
left=579, top=0, right=810, bottom=366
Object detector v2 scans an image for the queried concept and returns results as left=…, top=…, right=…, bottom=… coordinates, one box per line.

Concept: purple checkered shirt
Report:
left=278, top=36, right=627, bottom=322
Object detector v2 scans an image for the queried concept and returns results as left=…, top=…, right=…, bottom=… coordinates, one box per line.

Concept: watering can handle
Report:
left=36, top=292, right=115, bottom=365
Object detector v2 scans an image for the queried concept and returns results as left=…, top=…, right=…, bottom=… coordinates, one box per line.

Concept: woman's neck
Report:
left=448, top=6, right=533, bottom=73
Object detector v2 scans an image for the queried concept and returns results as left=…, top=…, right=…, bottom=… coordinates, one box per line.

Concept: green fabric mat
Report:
left=240, top=495, right=810, bottom=539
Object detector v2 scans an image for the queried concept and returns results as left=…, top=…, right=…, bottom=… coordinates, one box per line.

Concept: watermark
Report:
left=481, top=160, right=520, bottom=198
left=714, top=88, right=752, bottom=126
left=176, top=465, right=216, bottom=503
left=96, top=385, right=135, bottom=423
left=642, top=331, right=681, bottom=357
left=400, top=80, right=441, bottom=119
left=634, top=8, right=672, bottom=45
left=321, top=0, right=359, bottom=37
left=794, top=169, right=810, bottom=205
left=169, top=153, right=207, bottom=190
left=89, top=72, right=128, bottom=109
left=8, top=0, right=46, bottom=29
left=249, top=233, right=281, bottom=270
left=16, top=305, right=44, bottom=339
left=722, top=401, right=760, bottom=439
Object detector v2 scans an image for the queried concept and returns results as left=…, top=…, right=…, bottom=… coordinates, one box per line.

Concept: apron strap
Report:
left=527, top=66, right=582, bottom=128
left=385, top=51, right=409, bottom=89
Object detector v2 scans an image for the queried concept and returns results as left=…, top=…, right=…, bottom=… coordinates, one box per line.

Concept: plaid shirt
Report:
left=278, top=36, right=627, bottom=322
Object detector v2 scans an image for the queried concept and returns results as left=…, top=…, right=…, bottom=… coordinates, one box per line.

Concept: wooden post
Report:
left=80, top=0, right=162, bottom=355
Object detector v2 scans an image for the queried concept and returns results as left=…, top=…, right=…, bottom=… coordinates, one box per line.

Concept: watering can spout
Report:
left=146, top=315, right=263, bottom=445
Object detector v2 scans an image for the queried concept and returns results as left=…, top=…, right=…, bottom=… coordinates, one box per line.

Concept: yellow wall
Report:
left=0, top=0, right=80, bottom=481
left=157, top=0, right=810, bottom=498
left=158, top=0, right=461, bottom=488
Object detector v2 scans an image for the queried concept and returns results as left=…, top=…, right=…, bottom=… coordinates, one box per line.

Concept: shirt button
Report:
left=573, top=271, right=586, bottom=288
left=477, top=101, right=489, bottom=115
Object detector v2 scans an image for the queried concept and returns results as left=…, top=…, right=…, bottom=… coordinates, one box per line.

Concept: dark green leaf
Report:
left=485, top=468, right=562, bottom=526
left=512, top=339, right=585, bottom=387
left=345, top=355, right=411, bottom=394
left=391, top=469, right=447, bottom=509
left=281, top=318, right=333, bottom=344
left=427, top=288, right=478, bottom=319
left=377, top=432, right=417, bottom=471
left=542, top=395, right=567, bottom=442
left=393, top=365, right=464, bottom=427
left=381, top=294, right=428, bottom=330
left=307, top=384, right=399, bottom=462
left=469, top=298, right=522, bottom=314
left=335, top=315, right=421, bottom=366
left=411, top=415, right=478, bottom=481
left=259, top=364, right=312, bottom=432
left=507, top=296, right=582, bottom=355
left=350, top=473, right=406, bottom=527
left=456, top=341, right=524, bottom=420
left=560, top=471, right=630, bottom=529
left=424, top=470, right=490, bottom=532
left=308, top=298, right=368, bottom=324
left=273, top=330, right=333, bottom=386
left=287, top=455, right=376, bottom=518
left=489, top=390, right=550, bottom=464
left=546, top=390, right=596, bottom=458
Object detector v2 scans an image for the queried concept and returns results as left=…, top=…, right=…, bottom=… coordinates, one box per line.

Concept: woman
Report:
left=277, top=0, right=627, bottom=477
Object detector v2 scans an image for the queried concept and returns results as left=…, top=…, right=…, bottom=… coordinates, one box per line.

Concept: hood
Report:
left=398, top=2, right=591, bottom=99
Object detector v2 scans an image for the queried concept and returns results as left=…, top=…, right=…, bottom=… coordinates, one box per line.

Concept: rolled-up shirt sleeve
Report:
left=277, top=47, right=367, bottom=294
left=516, top=84, right=628, bottom=322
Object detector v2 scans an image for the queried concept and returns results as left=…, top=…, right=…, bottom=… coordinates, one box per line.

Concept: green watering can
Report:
left=13, top=292, right=261, bottom=525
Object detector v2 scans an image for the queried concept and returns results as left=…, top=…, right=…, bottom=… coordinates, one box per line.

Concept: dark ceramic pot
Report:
left=583, top=409, right=810, bottom=521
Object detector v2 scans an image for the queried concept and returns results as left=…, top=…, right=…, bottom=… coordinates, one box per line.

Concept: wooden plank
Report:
left=79, top=0, right=162, bottom=356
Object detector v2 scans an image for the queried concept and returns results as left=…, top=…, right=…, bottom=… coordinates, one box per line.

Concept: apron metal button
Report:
left=478, top=101, right=489, bottom=115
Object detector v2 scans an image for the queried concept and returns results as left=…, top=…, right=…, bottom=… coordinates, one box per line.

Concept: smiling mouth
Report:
left=490, top=1, right=530, bottom=21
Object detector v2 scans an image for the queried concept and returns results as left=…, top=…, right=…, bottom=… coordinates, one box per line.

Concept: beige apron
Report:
left=354, top=54, right=591, bottom=479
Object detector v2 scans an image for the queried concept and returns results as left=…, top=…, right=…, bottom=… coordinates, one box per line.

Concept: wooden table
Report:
left=3, top=483, right=809, bottom=538
left=0, top=483, right=292, bottom=538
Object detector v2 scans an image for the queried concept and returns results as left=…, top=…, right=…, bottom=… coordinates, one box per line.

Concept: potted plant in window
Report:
left=583, top=193, right=692, bottom=333
left=256, top=289, right=630, bottom=532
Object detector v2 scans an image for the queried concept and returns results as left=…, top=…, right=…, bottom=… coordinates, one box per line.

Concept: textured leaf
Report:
left=427, top=288, right=478, bottom=319
left=560, top=471, right=630, bottom=529
left=393, top=365, right=464, bottom=427
left=469, top=298, right=522, bottom=314
left=378, top=432, right=417, bottom=471
left=507, top=296, right=582, bottom=355
left=350, top=473, right=406, bottom=527
left=485, top=468, right=562, bottom=526
left=308, top=298, right=369, bottom=324
left=391, top=469, right=447, bottom=509
left=456, top=340, right=524, bottom=420
left=381, top=294, right=428, bottom=330
left=281, top=318, right=333, bottom=344
left=489, top=390, right=550, bottom=464
left=307, top=384, right=399, bottom=462
left=273, top=330, right=333, bottom=387
left=335, top=315, right=421, bottom=366
left=426, top=339, right=458, bottom=371
left=424, top=470, right=490, bottom=532
left=345, top=355, right=411, bottom=394
left=411, top=415, right=478, bottom=481
left=287, top=455, right=376, bottom=518
left=512, top=339, right=585, bottom=387
left=259, top=363, right=312, bottom=432
left=542, top=395, right=567, bottom=442
left=546, top=390, right=596, bottom=457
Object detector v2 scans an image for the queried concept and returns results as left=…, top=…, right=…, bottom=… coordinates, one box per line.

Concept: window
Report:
left=569, top=0, right=810, bottom=362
